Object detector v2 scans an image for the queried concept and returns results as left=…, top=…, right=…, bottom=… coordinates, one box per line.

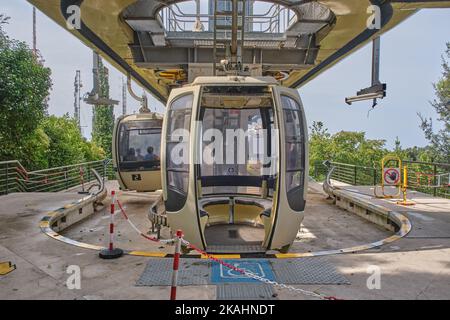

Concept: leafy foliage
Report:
left=0, top=17, right=105, bottom=170
left=41, top=115, right=105, bottom=168
left=0, top=17, right=52, bottom=166
left=309, top=121, right=387, bottom=175
left=418, top=43, right=450, bottom=163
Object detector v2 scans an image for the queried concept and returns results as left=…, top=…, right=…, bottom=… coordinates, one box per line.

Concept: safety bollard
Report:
left=170, top=230, right=183, bottom=300
left=99, top=190, right=124, bottom=259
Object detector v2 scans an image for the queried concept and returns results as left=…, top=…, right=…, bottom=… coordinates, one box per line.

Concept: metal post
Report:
left=64, top=168, right=68, bottom=190
left=371, top=37, right=381, bottom=86
left=170, top=230, right=183, bottom=300
left=354, top=166, right=357, bottom=185
left=433, top=164, right=437, bottom=196
left=373, top=168, right=377, bottom=186
left=213, top=0, right=217, bottom=75
left=314, top=163, right=318, bottom=179
left=5, top=163, right=9, bottom=195
left=32, top=7, right=37, bottom=56
left=80, top=166, right=85, bottom=193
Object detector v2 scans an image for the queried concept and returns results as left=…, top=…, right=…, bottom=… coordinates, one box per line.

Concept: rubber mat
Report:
left=216, top=284, right=277, bottom=300
left=136, top=259, right=210, bottom=286
left=136, top=257, right=350, bottom=286
left=271, top=257, right=350, bottom=285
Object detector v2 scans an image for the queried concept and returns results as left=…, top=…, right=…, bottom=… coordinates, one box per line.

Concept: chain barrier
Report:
left=116, top=199, right=176, bottom=245
left=115, top=197, right=342, bottom=300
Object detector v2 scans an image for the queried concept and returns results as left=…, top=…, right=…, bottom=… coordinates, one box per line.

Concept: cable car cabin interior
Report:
left=113, top=113, right=163, bottom=192
left=163, top=77, right=308, bottom=253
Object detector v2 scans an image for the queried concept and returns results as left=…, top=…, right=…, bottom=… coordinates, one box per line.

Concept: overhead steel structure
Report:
left=28, top=0, right=450, bottom=103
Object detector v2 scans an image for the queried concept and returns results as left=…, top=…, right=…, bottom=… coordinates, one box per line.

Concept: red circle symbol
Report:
left=384, top=168, right=400, bottom=185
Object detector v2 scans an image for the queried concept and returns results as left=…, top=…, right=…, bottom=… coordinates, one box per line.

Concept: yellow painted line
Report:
left=275, top=252, right=314, bottom=259
left=128, top=251, right=167, bottom=258
left=39, top=221, right=50, bottom=228
left=39, top=191, right=412, bottom=260
left=201, top=254, right=241, bottom=259
left=46, top=211, right=58, bottom=217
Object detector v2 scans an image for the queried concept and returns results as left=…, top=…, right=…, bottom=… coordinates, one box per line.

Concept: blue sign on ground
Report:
left=211, top=259, right=275, bottom=283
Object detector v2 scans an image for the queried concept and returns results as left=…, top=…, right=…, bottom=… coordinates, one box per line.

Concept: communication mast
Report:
left=32, top=7, right=37, bottom=56
left=73, top=70, right=82, bottom=132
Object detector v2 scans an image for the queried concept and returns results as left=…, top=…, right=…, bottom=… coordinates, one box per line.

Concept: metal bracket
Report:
left=345, top=37, right=386, bottom=106
left=84, top=52, right=119, bottom=106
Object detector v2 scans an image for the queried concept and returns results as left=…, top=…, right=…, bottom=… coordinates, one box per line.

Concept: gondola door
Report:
left=162, top=85, right=206, bottom=249
left=262, top=86, right=309, bottom=252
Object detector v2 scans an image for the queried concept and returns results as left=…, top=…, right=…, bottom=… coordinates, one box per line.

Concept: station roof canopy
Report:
left=28, top=0, right=450, bottom=103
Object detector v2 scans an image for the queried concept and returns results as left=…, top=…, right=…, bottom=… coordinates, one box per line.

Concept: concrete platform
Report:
left=0, top=181, right=449, bottom=300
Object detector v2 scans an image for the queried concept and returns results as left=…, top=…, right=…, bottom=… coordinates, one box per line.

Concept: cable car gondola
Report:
left=113, top=112, right=163, bottom=192
left=161, top=76, right=308, bottom=253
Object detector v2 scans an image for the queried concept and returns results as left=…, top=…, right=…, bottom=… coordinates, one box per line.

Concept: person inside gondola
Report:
left=144, top=146, right=159, bottom=161
left=136, top=148, right=144, bottom=161
left=124, top=148, right=137, bottom=161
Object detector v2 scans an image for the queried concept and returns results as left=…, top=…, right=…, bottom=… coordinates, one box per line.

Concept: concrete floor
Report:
left=0, top=181, right=449, bottom=300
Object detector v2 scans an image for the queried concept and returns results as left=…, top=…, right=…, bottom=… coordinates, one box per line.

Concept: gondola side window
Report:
left=118, top=121, right=162, bottom=172
left=166, top=94, right=193, bottom=211
left=282, top=95, right=306, bottom=211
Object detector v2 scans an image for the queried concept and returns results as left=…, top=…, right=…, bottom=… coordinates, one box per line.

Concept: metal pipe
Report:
left=231, top=0, right=238, bottom=56
left=127, top=73, right=149, bottom=112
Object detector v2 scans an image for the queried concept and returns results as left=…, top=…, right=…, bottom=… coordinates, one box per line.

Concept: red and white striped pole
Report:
left=109, top=190, right=116, bottom=250
left=99, top=190, right=123, bottom=259
left=170, top=230, right=183, bottom=300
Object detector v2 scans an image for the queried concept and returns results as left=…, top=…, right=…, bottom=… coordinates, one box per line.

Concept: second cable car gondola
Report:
left=161, top=76, right=308, bottom=253
left=112, top=112, right=163, bottom=192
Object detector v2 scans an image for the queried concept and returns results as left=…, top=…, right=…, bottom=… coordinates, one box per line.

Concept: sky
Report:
left=1, top=1, right=449, bottom=149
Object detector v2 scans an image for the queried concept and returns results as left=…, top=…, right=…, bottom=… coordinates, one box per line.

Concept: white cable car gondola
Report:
left=162, top=76, right=308, bottom=253
left=113, top=112, right=163, bottom=192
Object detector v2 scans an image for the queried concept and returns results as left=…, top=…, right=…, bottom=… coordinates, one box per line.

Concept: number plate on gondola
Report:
left=132, top=174, right=142, bottom=181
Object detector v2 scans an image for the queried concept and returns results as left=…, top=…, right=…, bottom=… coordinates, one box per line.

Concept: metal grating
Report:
left=216, top=284, right=277, bottom=300
left=136, top=257, right=350, bottom=287
left=136, top=259, right=210, bottom=286
left=271, top=257, right=350, bottom=285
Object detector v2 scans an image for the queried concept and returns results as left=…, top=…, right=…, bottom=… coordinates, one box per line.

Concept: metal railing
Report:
left=403, top=160, right=449, bottom=198
left=0, top=159, right=114, bottom=196
left=313, top=160, right=449, bottom=199
left=159, top=1, right=297, bottom=34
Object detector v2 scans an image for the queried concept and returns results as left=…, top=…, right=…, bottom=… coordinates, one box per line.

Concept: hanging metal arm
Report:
left=127, top=73, right=150, bottom=113
left=345, top=37, right=386, bottom=106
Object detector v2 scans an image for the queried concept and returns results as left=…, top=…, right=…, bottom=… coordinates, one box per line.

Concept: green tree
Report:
left=40, top=115, right=105, bottom=168
left=308, top=121, right=332, bottom=173
left=309, top=121, right=388, bottom=176
left=0, top=15, right=52, bottom=166
left=418, top=43, right=450, bottom=163
left=92, top=59, right=114, bottom=157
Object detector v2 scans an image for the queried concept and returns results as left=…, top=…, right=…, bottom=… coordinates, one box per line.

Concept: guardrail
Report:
left=0, top=159, right=114, bottom=195
left=313, top=160, right=449, bottom=199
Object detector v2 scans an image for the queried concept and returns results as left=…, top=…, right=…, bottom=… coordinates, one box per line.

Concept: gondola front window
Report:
left=282, top=95, right=306, bottom=211
left=118, top=120, right=162, bottom=171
